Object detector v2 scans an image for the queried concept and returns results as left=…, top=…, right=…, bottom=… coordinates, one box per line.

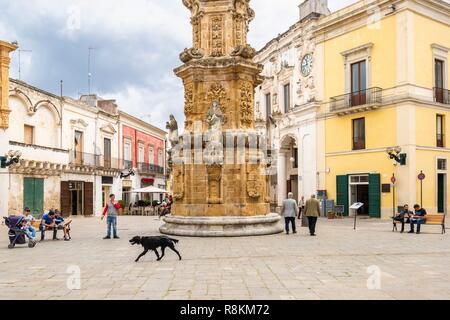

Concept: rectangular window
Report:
left=284, top=84, right=291, bottom=113
left=352, top=118, right=366, bottom=150
left=265, top=93, right=271, bottom=120
left=104, top=138, right=112, bottom=168
left=124, top=140, right=131, bottom=161
left=437, top=114, right=445, bottom=148
left=74, top=131, right=84, bottom=165
left=438, top=159, right=447, bottom=171
left=148, top=146, right=154, bottom=165
left=158, top=149, right=164, bottom=167
left=24, top=125, right=34, bottom=145
left=435, top=59, right=445, bottom=103
left=292, top=147, right=298, bottom=169
left=351, top=60, right=367, bottom=107
left=138, top=143, right=144, bottom=163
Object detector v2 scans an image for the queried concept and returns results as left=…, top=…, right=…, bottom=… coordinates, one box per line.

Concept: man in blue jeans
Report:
left=410, top=204, right=427, bottom=234
left=102, top=194, right=121, bottom=239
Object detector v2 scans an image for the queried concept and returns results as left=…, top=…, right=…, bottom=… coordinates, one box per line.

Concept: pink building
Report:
left=119, top=112, right=167, bottom=205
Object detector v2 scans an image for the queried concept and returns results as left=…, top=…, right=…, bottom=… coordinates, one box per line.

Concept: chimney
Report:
left=299, top=0, right=331, bottom=22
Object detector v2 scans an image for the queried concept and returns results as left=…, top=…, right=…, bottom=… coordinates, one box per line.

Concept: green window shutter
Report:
left=23, top=178, right=35, bottom=215
left=369, top=174, right=381, bottom=218
left=23, top=178, right=44, bottom=218
left=34, top=179, right=44, bottom=217
left=336, top=175, right=349, bottom=216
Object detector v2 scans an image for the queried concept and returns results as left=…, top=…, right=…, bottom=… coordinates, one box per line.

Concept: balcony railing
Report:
left=330, top=87, right=383, bottom=113
left=137, top=162, right=165, bottom=175
left=69, top=151, right=122, bottom=170
left=434, top=87, right=450, bottom=105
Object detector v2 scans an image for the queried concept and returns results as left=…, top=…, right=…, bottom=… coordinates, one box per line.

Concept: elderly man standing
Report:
left=281, top=192, right=299, bottom=235
left=304, top=194, right=321, bottom=236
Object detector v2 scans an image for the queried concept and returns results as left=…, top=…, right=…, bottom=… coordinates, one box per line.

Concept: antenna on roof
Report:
left=88, top=46, right=97, bottom=95
left=12, top=41, right=32, bottom=81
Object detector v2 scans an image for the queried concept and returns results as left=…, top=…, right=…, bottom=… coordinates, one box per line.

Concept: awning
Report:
left=124, top=186, right=168, bottom=194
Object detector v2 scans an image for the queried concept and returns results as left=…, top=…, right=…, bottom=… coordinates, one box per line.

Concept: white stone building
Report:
left=254, top=0, right=330, bottom=208
left=5, top=81, right=123, bottom=217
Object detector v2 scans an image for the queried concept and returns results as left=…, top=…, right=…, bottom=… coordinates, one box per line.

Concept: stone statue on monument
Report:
left=166, top=114, right=179, bottom=148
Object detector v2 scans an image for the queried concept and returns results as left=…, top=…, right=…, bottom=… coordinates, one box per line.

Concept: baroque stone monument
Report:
left=160, top=0, right=283, bottom=237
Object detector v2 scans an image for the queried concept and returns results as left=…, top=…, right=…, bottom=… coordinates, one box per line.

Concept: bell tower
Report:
left=160, top=0, right=283, bottom=237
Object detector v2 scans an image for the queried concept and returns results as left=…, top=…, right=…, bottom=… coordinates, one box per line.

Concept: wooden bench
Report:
left=393, top=214, right=446, bottom=234
left=30, top=220, right=70, bottom=239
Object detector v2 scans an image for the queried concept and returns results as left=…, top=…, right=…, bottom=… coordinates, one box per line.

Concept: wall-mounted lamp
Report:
left=387, top=147, right=407, bottom=166
left=0, top=150, right=22, bottom=168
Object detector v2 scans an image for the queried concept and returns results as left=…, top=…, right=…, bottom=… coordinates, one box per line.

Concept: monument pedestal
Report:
left=160, top=213, right=283, bottom=237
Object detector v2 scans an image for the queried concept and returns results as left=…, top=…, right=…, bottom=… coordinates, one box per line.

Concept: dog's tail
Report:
left=168, top=238, right=179, bottom=244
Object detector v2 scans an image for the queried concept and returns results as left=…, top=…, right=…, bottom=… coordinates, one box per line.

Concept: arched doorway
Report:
left=277, top=134, right=299, bottom=206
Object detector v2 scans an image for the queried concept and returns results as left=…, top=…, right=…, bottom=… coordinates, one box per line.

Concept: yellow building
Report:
left=317, top=0, right=450, bottom=218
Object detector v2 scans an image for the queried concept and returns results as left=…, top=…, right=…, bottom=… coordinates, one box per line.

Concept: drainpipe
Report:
left=60, top=80, right=63, bottom=149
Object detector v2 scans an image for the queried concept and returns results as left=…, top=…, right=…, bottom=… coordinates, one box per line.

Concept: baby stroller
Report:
left=3, top=216, right=37, bottom=249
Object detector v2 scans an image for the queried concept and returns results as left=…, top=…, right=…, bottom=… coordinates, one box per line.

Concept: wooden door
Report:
left=351, top=61, right=367, bottom=106
left=84, top=182, right=94, bottom=216
left=435, top=59, right=444, bottom=103
left=24, top=178, right=44, bottom=218
left=60, top=181, right=71, bottom=217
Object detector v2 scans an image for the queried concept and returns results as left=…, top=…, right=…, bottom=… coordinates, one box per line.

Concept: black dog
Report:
left=130, top=236, right=182, bottom=262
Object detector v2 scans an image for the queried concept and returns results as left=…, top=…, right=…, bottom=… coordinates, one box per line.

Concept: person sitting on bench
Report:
left=40, top=210, right=58, bottom=241
left=393, top=204, right=413, bottom=233
left=55, top=210, right=72, bottom=241
left=410, top=204, right=427, bottom=234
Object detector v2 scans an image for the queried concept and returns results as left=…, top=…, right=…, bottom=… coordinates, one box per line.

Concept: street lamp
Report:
left=386, top=147, right=407, bottom=166
left=0, top=151, right=22, bottom=168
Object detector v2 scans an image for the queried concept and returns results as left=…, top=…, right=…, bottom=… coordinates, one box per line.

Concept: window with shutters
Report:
left=437, top=114, right=445, bottom=148
left=265, top=93, right=271, bottom=120
left=352, top=118, right=366, bottom=150
left=24, top=125, right=34, bottom=145
left=283, top=83, right=291, bottom=113
left=351, top=60, right=367, bottom=107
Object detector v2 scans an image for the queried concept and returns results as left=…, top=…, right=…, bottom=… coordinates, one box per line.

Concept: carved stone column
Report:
left=160, top=0, right=283, bottom=237
left=0, top=40, right=17, bottom=130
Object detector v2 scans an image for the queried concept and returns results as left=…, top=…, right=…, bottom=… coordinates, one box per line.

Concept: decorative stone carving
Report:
left=180, top=47, right=205, bottom=63
left=210, top=15, right=224, bottom=57
left=207, top=164, right=222, bottom=204
left=231, top=44, right=256, bottom=59
left=206, top=82, right=227, bottom=108
left=239, top=82, right=253, bottom=128
left=184, top=85, right=194, bottom=115
left=173, top=166, right=185, bottom=200
left=247, top=166, right=264, bottom=199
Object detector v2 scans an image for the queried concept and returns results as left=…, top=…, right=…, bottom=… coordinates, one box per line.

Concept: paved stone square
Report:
left=1, top=216, right=449, bottom=300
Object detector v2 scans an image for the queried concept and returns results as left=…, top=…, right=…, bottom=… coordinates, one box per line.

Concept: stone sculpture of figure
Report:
left=205, top=101, right=225, bottom=165
left=166, top=115, right=179, bottom=148
left=206, top=101, right=224, bottom=131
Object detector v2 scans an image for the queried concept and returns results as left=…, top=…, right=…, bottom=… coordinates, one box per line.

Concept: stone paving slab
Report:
left=1, top=216, right=449, bottom=300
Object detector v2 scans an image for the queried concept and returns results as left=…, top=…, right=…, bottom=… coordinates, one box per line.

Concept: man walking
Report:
left=304, top=194, right=321, bottom=236
left=102, top=194, right=121, bottom=239
left=281, top=192, right=299, bottom=235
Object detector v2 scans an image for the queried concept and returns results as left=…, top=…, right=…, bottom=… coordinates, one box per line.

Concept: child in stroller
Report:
left=3, top=216, right=37, bottom=249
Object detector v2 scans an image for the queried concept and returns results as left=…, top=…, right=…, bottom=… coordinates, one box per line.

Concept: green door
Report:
left=368, top=174, right=381, bottom=218
left=23, top=178, right=44, bottom=218
left=336, top=175, right=349, bottom=216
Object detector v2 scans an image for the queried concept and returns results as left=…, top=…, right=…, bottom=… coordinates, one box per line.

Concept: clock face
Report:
left=301, top=54, right=313, bottom=77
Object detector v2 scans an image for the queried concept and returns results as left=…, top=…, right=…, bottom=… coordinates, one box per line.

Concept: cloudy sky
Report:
left=0, top=0, right=359, bottom=130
